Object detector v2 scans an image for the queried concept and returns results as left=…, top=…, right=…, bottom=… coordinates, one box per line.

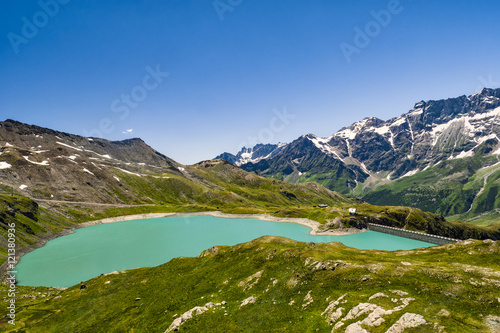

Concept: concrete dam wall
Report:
left=367, top=223, right=457, bottom=245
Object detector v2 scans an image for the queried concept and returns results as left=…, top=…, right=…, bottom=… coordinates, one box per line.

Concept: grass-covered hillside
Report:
left=2, top=159, right=500, bottom=272
left=0, top=193, right=74, bottom=267
left=2, top=237, right=499, bottom=332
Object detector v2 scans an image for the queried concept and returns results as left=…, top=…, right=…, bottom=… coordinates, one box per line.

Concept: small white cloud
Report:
left=122, top=129, right=134, bottom=134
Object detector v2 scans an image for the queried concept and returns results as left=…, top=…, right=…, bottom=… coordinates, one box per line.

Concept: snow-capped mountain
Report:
left=216, top=143, right=287, bottom=166
left=322, top=88, right=500, bottom=175
left=232, top=88, right=500, bottom=219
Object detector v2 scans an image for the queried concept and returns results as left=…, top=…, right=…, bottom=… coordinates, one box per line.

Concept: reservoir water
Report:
left=16, top=215, right=433, bottom=287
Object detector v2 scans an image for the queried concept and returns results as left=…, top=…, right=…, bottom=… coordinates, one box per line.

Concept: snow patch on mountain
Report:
left=336, top=128, right=358, bottom=140
left=90, top=152, right=112, bottom=159
left=23, top=156, right=49, bottom=166
left=391, top=117, right=407, bottom=127
left=115, top=167, right=142, bottom=177
left=57, top=141, right=83, bottom=151
left=306, top=135, right=343, bottom=161
left=475, top=133, right=499, bottom=145
left=83, top=168, right=94, bottom=175
left=430, top=106, right=500, bottom=146
left=449, top=150, right=475, bottom=160
left=484, top=96, right=499, bottom=104
left=0, top=162, right=12, bottom=169
left=373, top=125, right=391, bottom=136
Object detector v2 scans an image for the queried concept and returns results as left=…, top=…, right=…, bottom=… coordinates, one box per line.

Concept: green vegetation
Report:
left=0, top=194, right=73, bottom=264
left=0, top=153, right=499, bottom=332
left=0, top=159, right=357, bottom=267
left=2, top=237, right=499, bottom=332
left=449, top=210, right=500, bottom=227
left=361, top=156, right=500, bottom=222
left=2, top=159, right=499, bottom=268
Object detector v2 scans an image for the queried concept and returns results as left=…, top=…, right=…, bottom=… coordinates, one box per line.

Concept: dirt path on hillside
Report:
left=35, top=199, right=155, bottom=207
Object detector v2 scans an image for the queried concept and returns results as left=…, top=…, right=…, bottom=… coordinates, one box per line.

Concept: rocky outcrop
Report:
left=166, top=301, right=223, bottom=332
left=240, top=296, right=256, bottom=307
left=237, top=270, right=263, bottom=291
left=485, top=315, right=500, bottom=333
left=301, top=290, right=313, bottom=309
left=304, top=257, right=347, bottom=271
left=321, top=294, right=347, bottom=324
left=322, top=291, right=418, bottom=332
left=385, top=313, right=427, bottom=333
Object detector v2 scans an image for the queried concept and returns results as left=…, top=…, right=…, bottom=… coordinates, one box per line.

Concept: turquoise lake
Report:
left=16, top=215, right=433, bottom=287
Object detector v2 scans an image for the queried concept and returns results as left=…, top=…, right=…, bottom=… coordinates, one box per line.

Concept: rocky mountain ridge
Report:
left=0, top=119, right=184, bottom=203
left=223, top=89, right=500, bottom=221
left=216, top=143, right=286, bottom=166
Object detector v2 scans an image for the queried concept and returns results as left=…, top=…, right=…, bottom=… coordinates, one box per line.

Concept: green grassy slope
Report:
left=344, top=204, right=500, bottom=240
left=0, top=159, right=358, bottom=268
left=95, top=159, right=355, bottom=208
left=2, top=158, right=499, bottom=270
left=2, top=237, right=499, bottom=332
left=0, top=194, right=74, bottom=265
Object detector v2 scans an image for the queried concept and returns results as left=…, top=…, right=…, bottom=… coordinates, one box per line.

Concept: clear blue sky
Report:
left=1, top=0, right=499, bottom=164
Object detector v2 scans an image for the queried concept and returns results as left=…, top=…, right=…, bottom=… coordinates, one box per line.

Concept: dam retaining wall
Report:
left=366, top=223, right=457, bottom=245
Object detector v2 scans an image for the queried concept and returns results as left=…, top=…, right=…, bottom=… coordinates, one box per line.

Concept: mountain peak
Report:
left=215, top=142, right=287, bottom=166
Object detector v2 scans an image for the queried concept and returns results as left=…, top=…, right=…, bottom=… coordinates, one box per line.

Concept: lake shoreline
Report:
left=77, top=211, right=367, bottom=236
left=1, top=211, right=365, bottom=282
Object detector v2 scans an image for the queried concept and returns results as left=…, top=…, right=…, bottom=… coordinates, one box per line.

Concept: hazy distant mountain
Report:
left=216, top=143, right=287, bottom=166
left=226, top=88, right=500, bottom=221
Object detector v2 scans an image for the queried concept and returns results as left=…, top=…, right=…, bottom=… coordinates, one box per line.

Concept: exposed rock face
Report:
left=304, top=257, right=347, bottom=271
left=321, top=294, right=347, bottom=324
left=302, top=290, right=313, bottom=309
left=240, top=296, right=256, bottom=307
left=323, top=291, right=418, bottom=332
left=385, top=313, right=427, bottom=333
left=437, top=309, right=450, bottom=317
left=390, top=290, right=409, bottom=297
left=237, top=271, right=263, bottom=291
left=165, top=302, right=222, bottom=333
left=198, top=246, right=220, bottom=257
left=368, top=293, right=388, bottom=300
left=485, top=315, right=500, bottom=333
